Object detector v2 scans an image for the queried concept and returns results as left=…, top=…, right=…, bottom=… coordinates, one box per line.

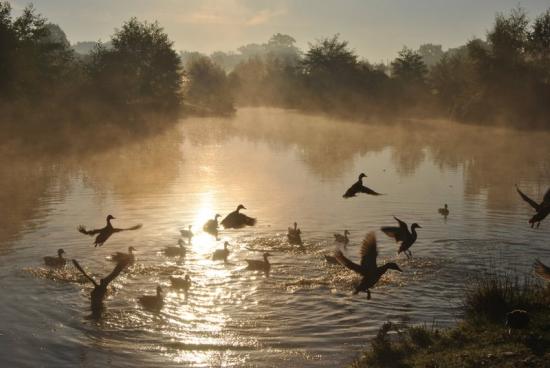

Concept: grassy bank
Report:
left=352, top=272, right=550, bottom=368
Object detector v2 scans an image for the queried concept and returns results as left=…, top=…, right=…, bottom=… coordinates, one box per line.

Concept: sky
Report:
left=10, top=0, right=550, bottom=61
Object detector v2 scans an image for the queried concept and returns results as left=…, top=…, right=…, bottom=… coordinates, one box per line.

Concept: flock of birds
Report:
left=40, top=173, right=550, bottom=319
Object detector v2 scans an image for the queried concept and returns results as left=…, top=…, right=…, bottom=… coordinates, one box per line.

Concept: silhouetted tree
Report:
left=391, top=47, right=428, bottom=84
left=417, top=44, right=444, bottom=68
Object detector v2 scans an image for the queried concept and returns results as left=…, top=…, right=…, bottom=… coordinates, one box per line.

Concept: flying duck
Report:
left=213, top=241, right=230, bottom=262
left=438, top=204, right=449, bottom=217
left=245, top=252, right=272, bottom=274
left=77, top=215, right=142, bottom=247
left=534, top=259, right=550, bottom=281
left=334, top=230, right=350, bottom=245
left=180, top=225, right=193, bottom=243
left=287, top=222, right=303, bottom=245
left=516, top=185, right=550, bottom=228
left=72, top=258, right=129, bottom=319
left=203, top=214, right=221, bottom=237
left=164, top=239, right=186, bottom=257
left=138, top=285, right=164, bottom=311
left=381, top=216, right=421, bottom=259
left=110, top=246, right=136, bottom=264
left=43, top=248, right=67, bottom=268
left=170, top=274, right=191, bottom=291
left=335, top=232, right=402, bottom=299
left=343, top=173, right=381, bottom=198
left=221, top=204, right=256, bottom=229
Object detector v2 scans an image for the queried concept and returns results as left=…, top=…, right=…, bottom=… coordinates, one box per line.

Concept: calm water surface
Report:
left=1, top=108, right=549, bottom=367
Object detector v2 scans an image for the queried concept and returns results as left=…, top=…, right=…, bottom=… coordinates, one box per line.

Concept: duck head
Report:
left=444, top=204, right=448, bottom=209
left=106, top=214, right=115, bottom=222
left=358, top=173, right=367, bottom=180
left=224, top=241, right=229, bottom=249
left=411, top=223, right=422, bottom=230
left=263, top=252, right=272, bottom=260
left=294, top=222, right=298, bottom=229
left=344, top=230, right=350, bottom=236
left=156, top=285, right=163, bottom=296
left=185, top=274, right=190, bottom=282
left=128, top=246, right=136, bottom=253
left=57, top=248, right=65, bottom=257
left=215, top=214, right=221, bottom=219
left=237, top=204, right=246, bottom=211
left=386, top=262, right=403, bottom=272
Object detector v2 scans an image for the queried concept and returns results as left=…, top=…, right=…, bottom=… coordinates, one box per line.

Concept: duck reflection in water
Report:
left=73, top=258, right=129, bottom=319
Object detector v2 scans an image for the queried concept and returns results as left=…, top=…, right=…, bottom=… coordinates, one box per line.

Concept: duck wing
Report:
left=542, top=188, right=550, bottom=208
left=360, top=185, right=381, bottom=196
left=534, top=259, right=550, bottom=281
left=516, top=186, right=540, bottom=211
left=335, top=250, right=363, bottom=274
left=221, top=212, right=256, bottom=229
left=113, top=224, right=142, bottom=232
left=77, top=225, right=102, bottom=236
left=343, top=181, right=361, bottom=198
left=381, top=225, right=406, bottom=243
left=359, top=232, right=378, bottom=271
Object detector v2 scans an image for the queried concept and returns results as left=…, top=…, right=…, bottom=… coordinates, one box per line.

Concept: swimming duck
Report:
left=170, top=274, right=191, bottom=291
left=203, top=214, right=221, bottom=237
left=245, top=252, right=272, bottom=274
left=534, top=259, right=550, bottom=281
left=43, top=248, right=66, bottom=268
left=110, top=246, right=136, bottom=264
left=78, top=215, right=142, bottom=247
left=335, top=232, right=402, bottom=299
left=343, top=173, right=381, bottom=198
left=334, top=230, right=350, bottom=245
left=164, top=239, right=186, bottom=257
left=213, top=241, right=230, bottom=262
left=180, top=225, right=193, bottom=243
left=516, top=185, right=550, bottom=228
left=438, top=204, right=449, bottom=217
left=73, top=258, right=129, bottom=319
left=381, top=216, right=421, bottom=259
left=221, top=204, right=256, bottom=229
left=138, top=285, right=164, bottom=311
left=287, top=222, right=303, bottom=245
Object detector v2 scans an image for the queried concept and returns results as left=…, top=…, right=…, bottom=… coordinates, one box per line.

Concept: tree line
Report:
left=1, top=3, right=549, bottom=129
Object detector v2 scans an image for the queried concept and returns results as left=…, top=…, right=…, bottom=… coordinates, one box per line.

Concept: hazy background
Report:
left=9, top=0, right=550, bottom=61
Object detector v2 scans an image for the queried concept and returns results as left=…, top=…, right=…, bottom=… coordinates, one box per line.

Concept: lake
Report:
left=0, top=107, right=549, bottom=367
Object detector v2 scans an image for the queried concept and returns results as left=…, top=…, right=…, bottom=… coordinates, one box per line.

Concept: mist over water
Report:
left=0, top=108, right=549, bottom=367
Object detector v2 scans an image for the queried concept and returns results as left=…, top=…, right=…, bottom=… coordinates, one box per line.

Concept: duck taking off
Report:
left=438, top=204, right=449, bottom=217
left=516, top=185, right=550, bottom=228
left=110, top=246, right=136, bottom=265
left=138, top=285, right=164, bottom=312
left=343, top=173, right=381, bottom=198
left=203, top=214, right=221, bottom=237
left=180, top=225, right=193, bottom=243
left=245, top=252, right=272, bottom=275
left=78, top=215, right=142, bottom=247
left=213, top=241, right=230, bottom=262
left=164, top=239, right=186, bottom=257
left=287, top=222, right=303, bottom=245
left=43, top=248, right=66, bottom=268
left=534, top=259, right=550, bottom=281
left=335, top=232, right=402, bottom=299
left=381, top=216, right=421, bottom=259
left=73, top=258, right=129, bottom=319
left=221, top=205, right=256, bottom=229
left=334, top=230, right=350, bottom=245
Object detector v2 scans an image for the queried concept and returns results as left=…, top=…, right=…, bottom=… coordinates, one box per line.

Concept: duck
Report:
left=245, top=252, right=272, bottom=274
left=138, top=285, right=164, bottom=311
left=287, top=222, right=303, bottom=245
left=343, top=173, right=381, bottom=198
left=221, top=204, right=256, bottom=229
left=180, top=225, right=193, bottom=243
left=110, top=246, right=136, bottom=264
left=43, top=248, right=66, bottom=268
left=381, top=216, right=421, bottom=259
left=334, top=230, right=350, bottom=245
left=164, top=239, right=186, bottom=257
left=438, top=204, right=449, bottom=217
left=78, top=215, right=142, bottom=247
left=516, top=185, right=550, bottom=228
left=213, top=241, right=230, bottom=262
left=72, top=258, right=129, bottom=319
left=203, top=214, right=221, bottom=237
left=534, top=259, right=550, bottom=281
left=335, top=232, right=402, bottom=299
left=170, top=274, right=191, bottom=291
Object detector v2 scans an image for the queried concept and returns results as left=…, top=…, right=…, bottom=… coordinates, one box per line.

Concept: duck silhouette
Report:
left=110, top=246, right=136, bottom=265
left=245, top=252, right=272, bottom=275
left=170, top=275, right=191, bottom=292
left=381, top=216, right=421, bottom=259
left=438, top=204, right=449, bottom=217
left=203, top=214, right=221, bottom=237
left=180, top=225, right=193, bottom=243
left=164, top=239, right=186, bottom=257
left=43, top=248, right=66, bottom=268
left=213, top=241, right=230, bottom=263
left=335, top=232, right=402, bottom=299
left=78, top=215, right=142, bottom=247
left=138, top=285, right=164, bottom=311
left=516, top=185, right=550, bottom=228
left=343, top=173, right=381, bottom=198
left=287, top=222, right=303, bottom=245
left=334, top=230, right=350, bottom=245
left=221, top=205, right=256, bottom=229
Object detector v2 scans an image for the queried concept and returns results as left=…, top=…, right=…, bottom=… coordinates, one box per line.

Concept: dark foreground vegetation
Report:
left=1, top=2, right=549, bottom=136
left=351, top=272, right=550, bottom=368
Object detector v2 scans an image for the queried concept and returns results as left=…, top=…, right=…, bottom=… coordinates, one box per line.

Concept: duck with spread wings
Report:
left=381, top=216, right=421, bottom=259
left=516, top=185, right=550, bottom=228
left=343, top=173, right=381, bottom=198
left=77, top=215, right=142, bottom=247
